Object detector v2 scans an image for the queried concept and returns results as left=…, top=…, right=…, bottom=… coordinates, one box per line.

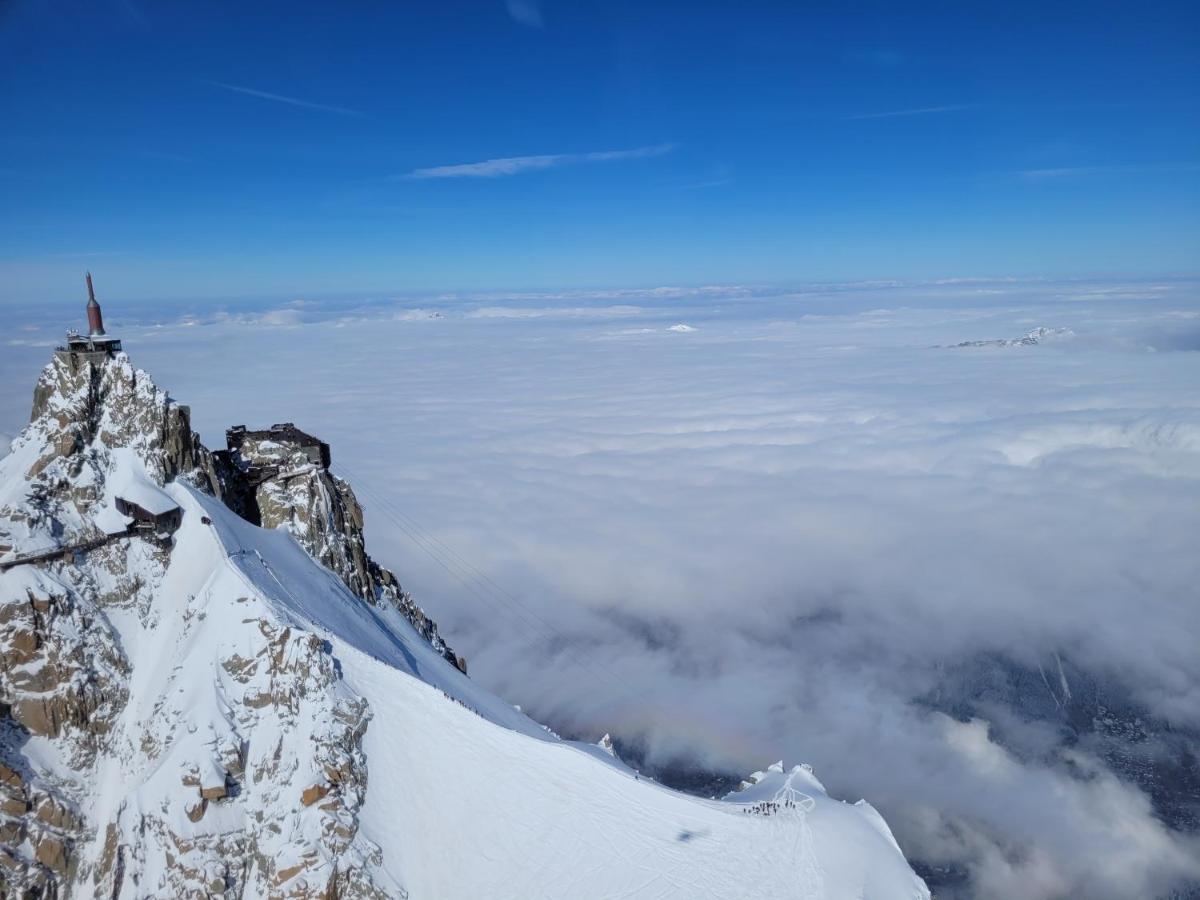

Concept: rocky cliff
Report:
left=0, top=352, right=449, bottom=897
left=215, top=430, right=466, bottom=673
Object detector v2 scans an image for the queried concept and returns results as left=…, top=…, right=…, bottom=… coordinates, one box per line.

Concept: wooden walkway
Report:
left=0, top=531, right=130, bottom=573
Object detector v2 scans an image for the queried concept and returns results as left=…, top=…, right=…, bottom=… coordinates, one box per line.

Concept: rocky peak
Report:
left=216, top=424, right=467, bottom=674
left=2, top=352, right=218, bottom=583
left=30, top=352, right=214, bottom=487
left=0, top=349, right=459, bottom=897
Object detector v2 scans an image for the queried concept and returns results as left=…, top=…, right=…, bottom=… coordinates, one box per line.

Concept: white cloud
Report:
left=465, top=305, right=645, bottom=319
left=403, top=143, right=677, bottom=179
left=1018, top=162, right=1200, bottom=180
left=6, top=277, right=1200, bottom=898
left=254, top=308, right=304, bottom=327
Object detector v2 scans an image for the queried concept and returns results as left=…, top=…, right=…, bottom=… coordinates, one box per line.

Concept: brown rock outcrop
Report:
left=220, top=429, right=467, bottom=673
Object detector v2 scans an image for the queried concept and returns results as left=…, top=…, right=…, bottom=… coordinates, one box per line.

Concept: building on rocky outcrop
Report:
left=216, top=419, right=468, bottom=675
left=223, top=423, right=332, bottom=477
left=54, top=273, right=122, bottom=369
left=114, top=496, right=183, bottom=536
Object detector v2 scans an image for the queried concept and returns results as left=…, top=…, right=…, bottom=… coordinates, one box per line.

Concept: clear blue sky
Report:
left=2, top=0, right=1197, bottom=303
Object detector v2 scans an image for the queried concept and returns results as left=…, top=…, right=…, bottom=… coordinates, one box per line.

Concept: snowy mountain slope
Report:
left=0, top=350, right=929, bottom=899
left=199, top=485, right=928, bottom=898
left=194, top=483, right=543, bottom=741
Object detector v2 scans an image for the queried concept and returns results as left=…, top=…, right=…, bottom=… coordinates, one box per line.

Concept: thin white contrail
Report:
left=846, top=104, right=970, bottom=120
left=204, top=80, right=365, bottom=117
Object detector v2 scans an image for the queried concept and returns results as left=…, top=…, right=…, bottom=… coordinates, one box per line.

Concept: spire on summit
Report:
left=54, top=274, right=122, bottom=367
left=86, top=272, right=106, bottom=336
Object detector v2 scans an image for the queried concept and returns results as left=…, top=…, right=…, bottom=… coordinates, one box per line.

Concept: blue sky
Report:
left=1, top=0, right=1197, bottom=303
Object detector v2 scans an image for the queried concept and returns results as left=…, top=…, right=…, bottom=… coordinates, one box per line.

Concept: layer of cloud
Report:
left=403, top=143, right=677, bottom=179
left=3, top=278, right=1199, bottom=899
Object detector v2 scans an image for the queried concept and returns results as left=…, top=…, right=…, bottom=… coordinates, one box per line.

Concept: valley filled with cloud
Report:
left=3, top=278, right=1198, bottom=898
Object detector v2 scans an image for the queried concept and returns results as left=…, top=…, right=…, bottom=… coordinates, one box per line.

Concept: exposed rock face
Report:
left=99, top=615, right=394, bottom=899
left=0, top=755, right=85, bottom=896
left=0, top=576, right=128, bottom=750
left=24, top=352, right=218, bottom=493
left=0, top=352, right=446, bottom=898
left=219, top=429, right=467, bottom=673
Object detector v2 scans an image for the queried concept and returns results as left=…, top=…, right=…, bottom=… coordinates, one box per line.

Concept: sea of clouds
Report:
left=3, top=278, right=1199, bottom=898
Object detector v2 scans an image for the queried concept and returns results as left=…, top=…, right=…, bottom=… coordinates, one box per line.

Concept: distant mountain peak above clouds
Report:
left=946, top=326, right=1076, bottom=348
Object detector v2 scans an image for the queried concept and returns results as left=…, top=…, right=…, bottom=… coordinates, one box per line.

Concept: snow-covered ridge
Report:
left=0, top=350, right=929, bottom=898
left=945, top=326, right=1075, bottom=348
